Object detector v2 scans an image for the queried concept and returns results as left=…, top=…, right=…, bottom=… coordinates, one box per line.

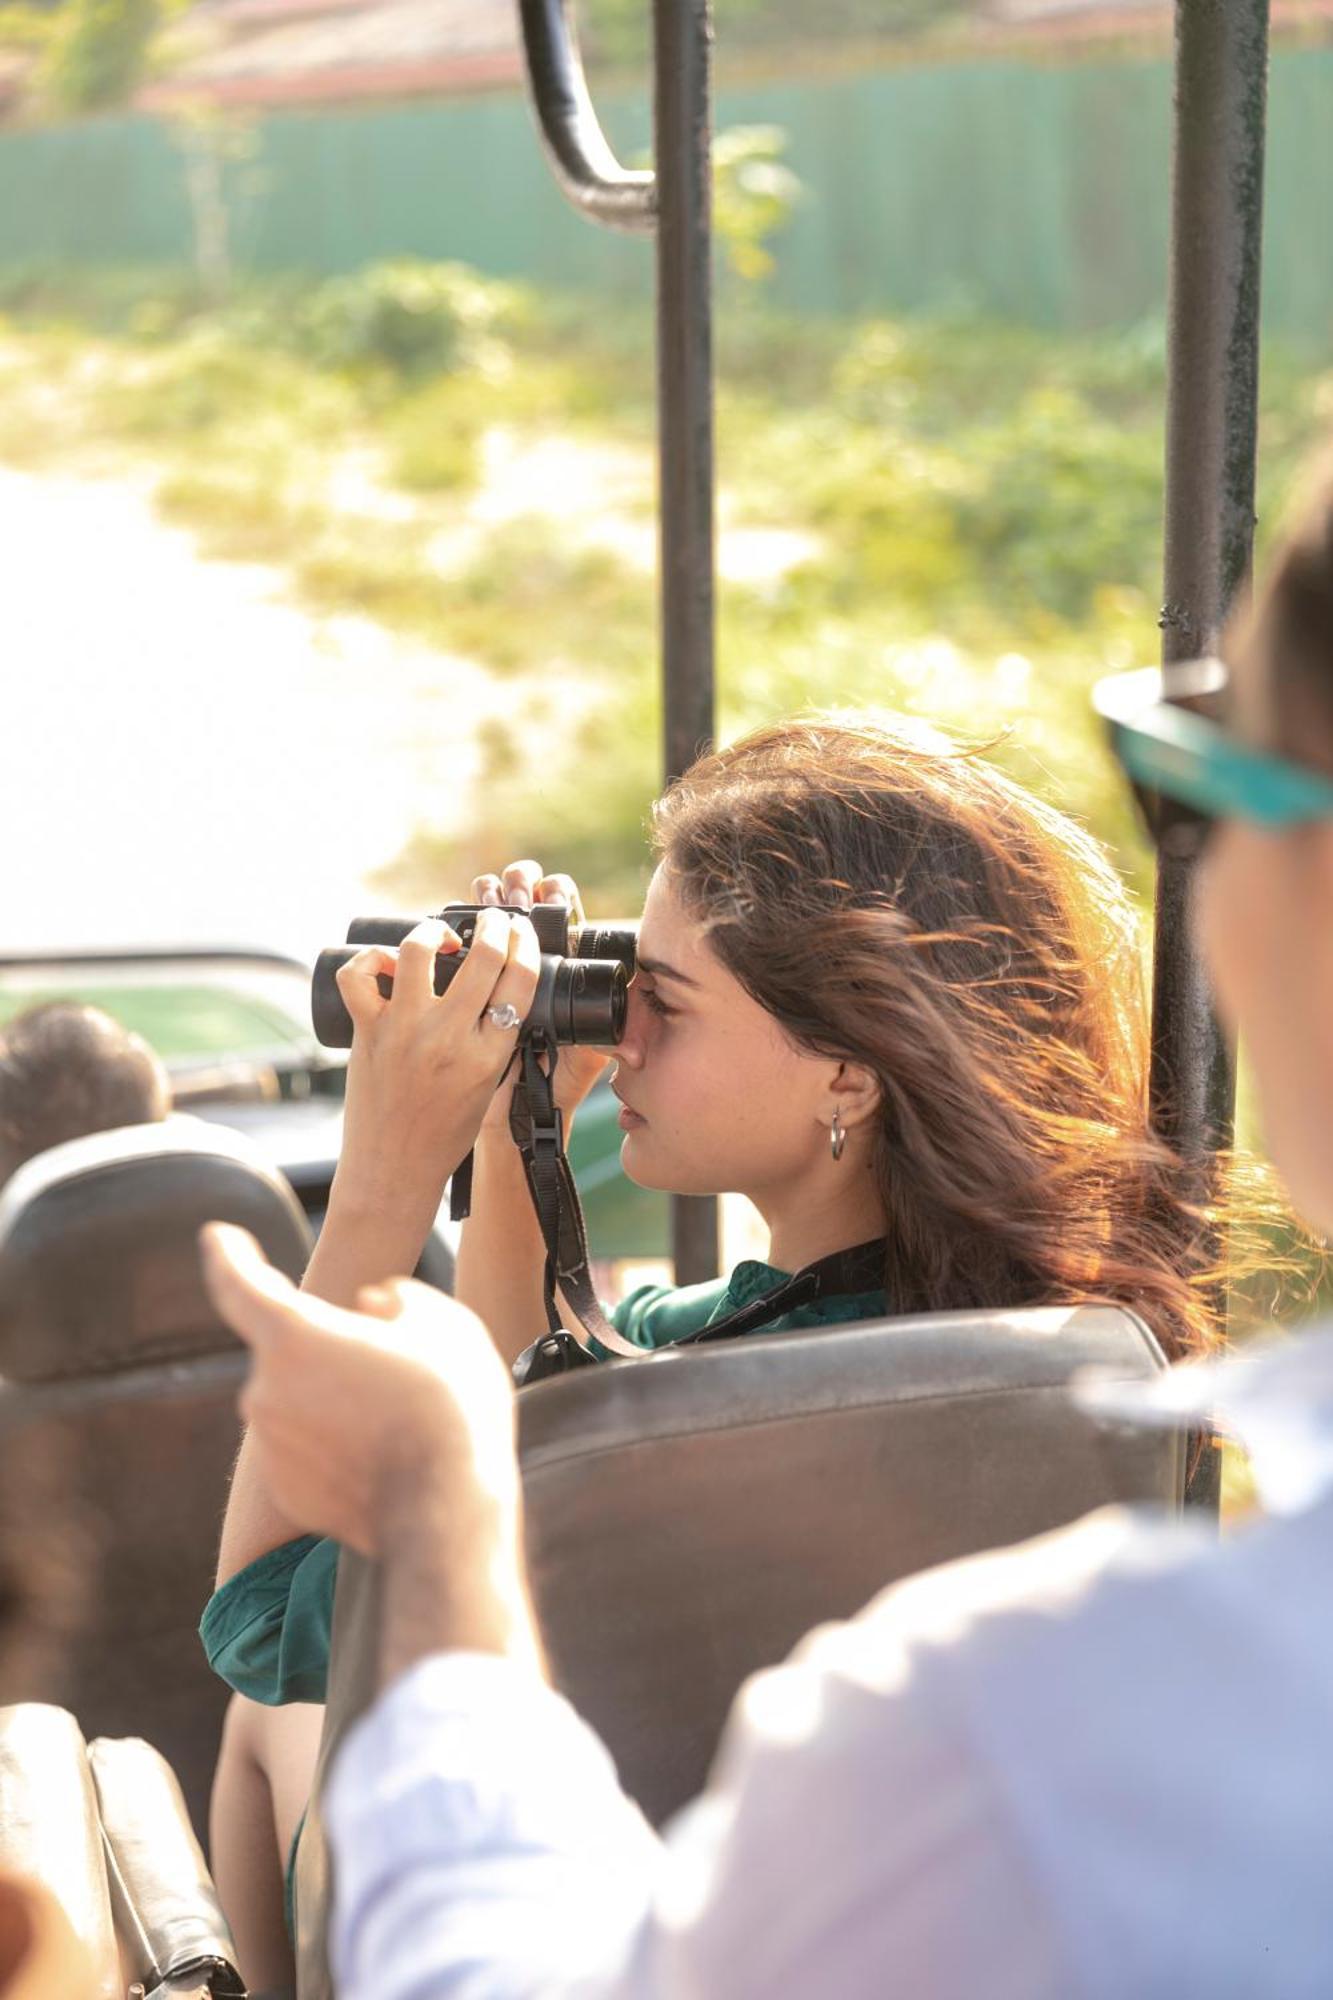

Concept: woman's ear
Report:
left=828, top=1061, right=881, bottom=1131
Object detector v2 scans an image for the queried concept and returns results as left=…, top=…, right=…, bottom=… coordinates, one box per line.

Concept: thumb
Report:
left=199, top=1222, right=300, bottom=1351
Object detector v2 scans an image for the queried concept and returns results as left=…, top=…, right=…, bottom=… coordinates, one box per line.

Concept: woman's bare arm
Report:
left=214, top=1181, right=452, bottom=1586
left=454, top=1128, right=570, bottom=1367
left=213, top=911, right=541, bottom=1587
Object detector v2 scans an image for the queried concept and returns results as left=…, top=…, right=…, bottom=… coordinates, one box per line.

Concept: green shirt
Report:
left=603, top=1258, right=887, bottom=1353
left=199, top=1259, right=887, bottom=1708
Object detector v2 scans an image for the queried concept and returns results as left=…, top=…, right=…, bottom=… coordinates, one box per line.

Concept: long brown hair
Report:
left=656, top=711, right=1228, bottom=1360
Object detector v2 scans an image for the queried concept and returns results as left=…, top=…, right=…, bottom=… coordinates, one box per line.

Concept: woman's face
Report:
left=609, top=867, right=839, bottom=1201
left=1199, top=665, right=1333, bottom=1238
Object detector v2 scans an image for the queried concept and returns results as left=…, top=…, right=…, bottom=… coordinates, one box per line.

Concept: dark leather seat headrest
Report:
left=0, top=1117, right=311, bottom=1383
left=519, top=1299, right=1168, bottom=1463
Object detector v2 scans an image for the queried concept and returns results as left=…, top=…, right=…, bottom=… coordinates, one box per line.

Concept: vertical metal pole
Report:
left=655, top=0, right=719, bottom=1285
left=1156, top=0, right=1270, bottom=1513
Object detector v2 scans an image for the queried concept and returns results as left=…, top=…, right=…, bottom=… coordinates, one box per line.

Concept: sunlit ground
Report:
left=0, top=269, right=1228, bottom=929
left=2, top=459, right=510, bottom=960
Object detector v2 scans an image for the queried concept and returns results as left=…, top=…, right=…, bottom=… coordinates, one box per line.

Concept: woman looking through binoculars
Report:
left=203, top=709, right=1246, bottom=1990
left=455, top=714, right=1229, bottom=1368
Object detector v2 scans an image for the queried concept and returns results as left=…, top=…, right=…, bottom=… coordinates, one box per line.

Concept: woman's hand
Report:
left=335, top=906, right=541, bottom=1214
left=472, top=860, right=612, bottom=1135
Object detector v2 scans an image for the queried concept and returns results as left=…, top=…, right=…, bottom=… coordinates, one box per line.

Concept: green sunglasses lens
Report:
left=1114, top=730, right=1216, bottom=855
left=1095, top=660, right=1333, bottom=843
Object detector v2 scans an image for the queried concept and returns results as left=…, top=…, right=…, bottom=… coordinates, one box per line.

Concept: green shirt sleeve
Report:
left=199, top=1535, right=339, bottom=1707
left=592, top=1275, right=735, bottom=1358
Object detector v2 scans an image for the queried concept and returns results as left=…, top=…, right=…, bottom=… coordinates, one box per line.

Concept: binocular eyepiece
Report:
left=311, top=903, right=637, bottom=1050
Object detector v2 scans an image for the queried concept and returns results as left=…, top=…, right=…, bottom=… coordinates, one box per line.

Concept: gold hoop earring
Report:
left=830, top=1108, right=847, bottom=1162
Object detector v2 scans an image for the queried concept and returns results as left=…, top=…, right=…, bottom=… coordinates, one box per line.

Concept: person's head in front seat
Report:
left=0, top=1002, right=170, bottom=1189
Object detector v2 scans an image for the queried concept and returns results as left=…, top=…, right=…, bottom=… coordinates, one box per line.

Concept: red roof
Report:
left=143, top=0, right=523, bottom=111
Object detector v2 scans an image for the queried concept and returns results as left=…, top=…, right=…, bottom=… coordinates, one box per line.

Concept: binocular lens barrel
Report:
left=557, top=956, right=631, bottom=1044
left=311, top=945, right=628, bottom=1050
left=574, top=921, right=638, bottom=967
left=344, top=905, right=637, bottom=970
left=344, top=914, right=425, bottom=951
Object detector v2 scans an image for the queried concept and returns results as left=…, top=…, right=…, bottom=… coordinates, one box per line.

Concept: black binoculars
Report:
left=311, top=903, right=637, bottom=1050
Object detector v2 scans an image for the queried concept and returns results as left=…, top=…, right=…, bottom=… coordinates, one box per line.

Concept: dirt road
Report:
left=2, top=466, right=500, bottom=962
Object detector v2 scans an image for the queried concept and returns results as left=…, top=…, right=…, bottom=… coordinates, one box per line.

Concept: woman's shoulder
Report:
left=777, top=1286, right=888, bottom=1333
left=607, top=1258, right=887, bottom=1354
left=607, top=1272, right=736, bottom=1352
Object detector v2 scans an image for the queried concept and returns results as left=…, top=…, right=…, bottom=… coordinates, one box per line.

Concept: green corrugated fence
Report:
left=0, top=48, right=1331, bottom=340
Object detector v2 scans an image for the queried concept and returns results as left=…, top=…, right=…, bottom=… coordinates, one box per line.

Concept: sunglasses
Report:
left=1094, top=658, right=1333, bottom=857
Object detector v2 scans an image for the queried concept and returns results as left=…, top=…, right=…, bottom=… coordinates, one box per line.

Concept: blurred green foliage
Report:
left=277, top=260, right=520, bottom=378
left=0, top=2, right=55, bottom=51
left=0, top=255, right=1329, bottom=926
left=712, top=126, right=805, bottom=285
left=41, top=0, right=156, bottom=109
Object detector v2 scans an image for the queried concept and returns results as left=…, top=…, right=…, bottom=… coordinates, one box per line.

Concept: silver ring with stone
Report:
left=486, top=1002, right=523, bottom=1031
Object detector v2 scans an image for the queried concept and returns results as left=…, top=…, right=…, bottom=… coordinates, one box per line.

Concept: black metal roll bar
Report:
left=519, top=0, right=1276, bottom=1350
left=1157, top=0, right=1270, bottom=1512
left=518, top=0, right=720, bottom=1284
left=516, top=0, right=656, bottom=231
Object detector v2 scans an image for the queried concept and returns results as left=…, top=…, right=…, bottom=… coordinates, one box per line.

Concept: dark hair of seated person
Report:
left=0, top=1002, right=170, bottom=1191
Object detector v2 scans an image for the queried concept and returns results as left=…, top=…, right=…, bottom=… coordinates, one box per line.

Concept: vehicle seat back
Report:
left=0, top=1701, right=243, bottom=1998
left=0, top=1117, right=312, bottom=1837
left=293, top=1299, right=1181, bottom=1996
left=520, top=1301, right=1180, bottom=1822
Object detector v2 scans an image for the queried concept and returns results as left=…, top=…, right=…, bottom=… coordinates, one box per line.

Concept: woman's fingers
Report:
left=335, top=944, right=399, bottom=1031
left=472, top=862, right=583, bottom=929
left=443, top=909, right=539, bottom=1031
left=500, top=859, right=544, bottom=913
left=471, top=864, right=541, bottom=911
left=536, top=873, right=584, bottom=925
left=392, top=918, right=463, bottom=1014
left=479, top=908, right=543, bottom=1038
left=347, top=904, right=540, bottom=1083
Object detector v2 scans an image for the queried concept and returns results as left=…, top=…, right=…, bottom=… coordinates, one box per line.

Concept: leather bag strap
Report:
left=508, top=1041, right=645, bottom=1361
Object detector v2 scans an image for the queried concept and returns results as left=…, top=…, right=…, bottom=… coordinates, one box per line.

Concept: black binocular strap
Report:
left=508, top=1039, right=645, bottom=1362
left=449, top=1148, right=475, bottom=1223
left=675, top=1235, right=886, bottom=1346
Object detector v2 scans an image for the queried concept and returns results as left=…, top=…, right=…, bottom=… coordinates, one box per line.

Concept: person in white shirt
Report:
left=199, top=464, right=1333, bottom=1998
